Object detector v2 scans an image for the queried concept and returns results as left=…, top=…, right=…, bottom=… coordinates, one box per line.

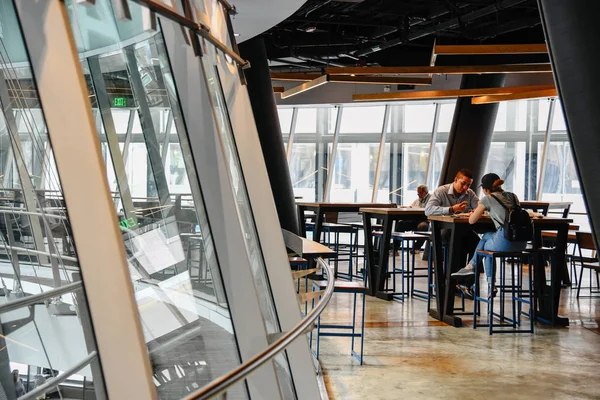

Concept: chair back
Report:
left=576, top=231, right=598, bottom=261
left=576, top=232, right=596, bottom=251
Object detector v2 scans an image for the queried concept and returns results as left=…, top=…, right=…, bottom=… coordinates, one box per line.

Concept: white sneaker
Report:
left=451, top=267, right=475, bottom=277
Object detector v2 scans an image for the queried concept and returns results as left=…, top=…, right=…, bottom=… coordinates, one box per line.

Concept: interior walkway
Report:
left=316, top=257, right=600, bottom=400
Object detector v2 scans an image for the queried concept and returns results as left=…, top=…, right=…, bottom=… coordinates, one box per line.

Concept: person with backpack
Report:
left=451, top=173, right=531, bottom=283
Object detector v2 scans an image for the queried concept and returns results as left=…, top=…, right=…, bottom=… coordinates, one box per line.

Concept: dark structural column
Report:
left=239, top=37, right=300, bottom=234
left=439, top=74, right=506, bottom=186
left=538, top=0, right=600, bottom=249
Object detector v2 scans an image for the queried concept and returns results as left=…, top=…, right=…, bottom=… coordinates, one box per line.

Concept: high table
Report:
left=359, top=207, right=427, bottom=299
left=428, top=215, right=573, bottom=327
left=296, top=202, right=395, bottom=241
left=521, top=201, right=572, bottom=218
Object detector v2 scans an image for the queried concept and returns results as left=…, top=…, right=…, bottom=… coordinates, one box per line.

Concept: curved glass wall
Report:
left=0, top=0, right=104, bottom=398
left=63, top=1, right=247, bottom=398
left=201, top=43, right=296, bottom=398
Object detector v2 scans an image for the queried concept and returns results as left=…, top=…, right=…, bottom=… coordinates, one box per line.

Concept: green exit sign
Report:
left=113, top=97, right=127, bottom=107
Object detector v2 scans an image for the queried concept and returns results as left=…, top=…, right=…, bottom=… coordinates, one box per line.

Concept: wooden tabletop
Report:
left=297, top=202, right=395, bottom=209
left=428, top=215, right=573, bottom=224
left=359, top=207, right=425, bottom=215
left=521, top=201, right=572, bottom=209
left=542, top=230, right=579, bottom=241
left=298, top=236, right=336, bottom=257
left=282, top=228, right=337, bottom=258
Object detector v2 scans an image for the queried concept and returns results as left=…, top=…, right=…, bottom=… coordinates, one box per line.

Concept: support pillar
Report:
left=439, top=74, right=506, bottom=185
left=239, top=37, right=300, bottom=234
left=538, top=0, right=600, bottom=249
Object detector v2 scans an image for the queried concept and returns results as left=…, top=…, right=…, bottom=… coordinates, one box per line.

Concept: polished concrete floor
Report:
left=314, top=256, right=600, bottom=400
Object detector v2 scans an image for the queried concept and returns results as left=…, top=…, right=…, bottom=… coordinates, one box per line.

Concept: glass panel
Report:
left=326, top=107, right=339, bottom=135
left=404, top=104, right=436, bottom=133
left=278, top=108, right=293, bottom=135
left=287, top=107, right=335, bottom=202
left=289, top=143, right=317, bottom=201
left=329, top=143, right=379, bottom=202
left=437, top=102, right=456, bottom=132
left=0, top=0, right=104, bottom=397
left=493, top=102, right=508, bottom=131
left=515, top=100, right=528, bottom=131
left=484, top=142, right=527, bottom=199
left=538, top=141, right=586, bottom=214
left=538, top=99, right=567, bottom=132
left=428, top=143, right=447, bottom=187
left=65, top=1, right=246, bottom=398
left=294, top=108, right=317, bottom=133
left=201, top=58, right=296, bottom=395
left=374, top=143, right=391, bottom=202
left=402, top=143, right=429, bottom=204
left=339, top=105, right=386, bottom=134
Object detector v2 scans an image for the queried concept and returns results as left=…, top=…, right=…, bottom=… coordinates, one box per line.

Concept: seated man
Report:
left=396, top=184, right=430, bottom=252
left=425, top=169, right=481, bottom=298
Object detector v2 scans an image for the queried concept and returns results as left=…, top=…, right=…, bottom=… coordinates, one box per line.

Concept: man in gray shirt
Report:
left=425, top=169, right=481, bottom=298
left=408, top=185, right=431, bottom=209
left=425, top=169, right=479, bottom=216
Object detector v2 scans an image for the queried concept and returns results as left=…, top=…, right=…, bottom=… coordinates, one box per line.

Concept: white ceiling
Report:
left=230, top=0, right=306, bottom=43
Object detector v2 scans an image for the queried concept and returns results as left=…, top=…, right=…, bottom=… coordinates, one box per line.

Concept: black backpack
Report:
left=491, top=193, right=533, bottom=242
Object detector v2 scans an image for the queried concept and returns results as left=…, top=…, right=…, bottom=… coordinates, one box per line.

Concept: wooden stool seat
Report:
left=312, top=280, right=366, bottom=293
left=288, top=256, right=308, bottom=264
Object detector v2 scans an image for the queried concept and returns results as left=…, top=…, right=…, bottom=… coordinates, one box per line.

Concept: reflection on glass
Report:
left=484, top=142, right=526, bottom=199
left=538, top=141, right=583, bottom=205
left=402, top=143, right=429, bottom=203
left=65, top=1, right=246, bottom=398
left=374, top=143, right=391, bottom=202
left=201, top=56, right=296, bottom=397
left=0, top=0, right=103, bottom=397
left=330, top=143, right=379, bottom=202
left=428, top=143, right=447, bottom=187
left=290, top=143, right=317, bottom=201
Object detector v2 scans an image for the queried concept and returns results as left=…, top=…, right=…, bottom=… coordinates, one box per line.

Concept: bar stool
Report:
left=424, top=241, right=467, bottom=313
left=473, top=249, right=535, bottom=335
left=289, top=256, right=308, bottom=293
left=307, top=222, right=359, bottom=280
left=310, top=280, right=366, bottom=365
left=389, top=232, right=430, bottom=302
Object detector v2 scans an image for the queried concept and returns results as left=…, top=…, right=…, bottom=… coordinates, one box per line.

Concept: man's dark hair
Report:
left=456, top=168, right=473, bottom=180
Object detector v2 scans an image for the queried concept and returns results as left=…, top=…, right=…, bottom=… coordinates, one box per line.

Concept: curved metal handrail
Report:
left=184, top=257, right=335, bottom=400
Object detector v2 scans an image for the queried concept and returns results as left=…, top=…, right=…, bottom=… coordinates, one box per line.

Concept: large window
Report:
left=281, top=98, right=589, bottom=230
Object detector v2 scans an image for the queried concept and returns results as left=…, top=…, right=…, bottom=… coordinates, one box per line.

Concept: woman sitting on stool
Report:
left=451, top=173, right=529, bottom=283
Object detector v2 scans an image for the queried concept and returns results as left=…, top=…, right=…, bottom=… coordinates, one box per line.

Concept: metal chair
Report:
left=473, top=249, right=535, bottom=334
left=575, top=232, right=600, bottom=298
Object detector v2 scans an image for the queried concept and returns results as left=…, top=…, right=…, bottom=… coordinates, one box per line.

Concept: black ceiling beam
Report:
left=285, top=17, right=396, bottom=29
left=353, top=0, right=530, bottom=57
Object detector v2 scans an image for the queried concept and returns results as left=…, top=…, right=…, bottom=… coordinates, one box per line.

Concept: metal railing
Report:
left=19, top=351, right=97, bottom=400
left=184, top=257, right=335, bottom=399
left=0, top=281, right=83, bottom=314
left=126, top=0, right=248, bottom=67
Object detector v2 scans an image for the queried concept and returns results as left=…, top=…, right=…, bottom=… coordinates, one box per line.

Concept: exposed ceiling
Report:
left=262, top=0, right=547, bottom=72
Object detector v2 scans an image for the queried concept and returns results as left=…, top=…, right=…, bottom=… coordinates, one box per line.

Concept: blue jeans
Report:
left=468, top=227, right=528, bottom=282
